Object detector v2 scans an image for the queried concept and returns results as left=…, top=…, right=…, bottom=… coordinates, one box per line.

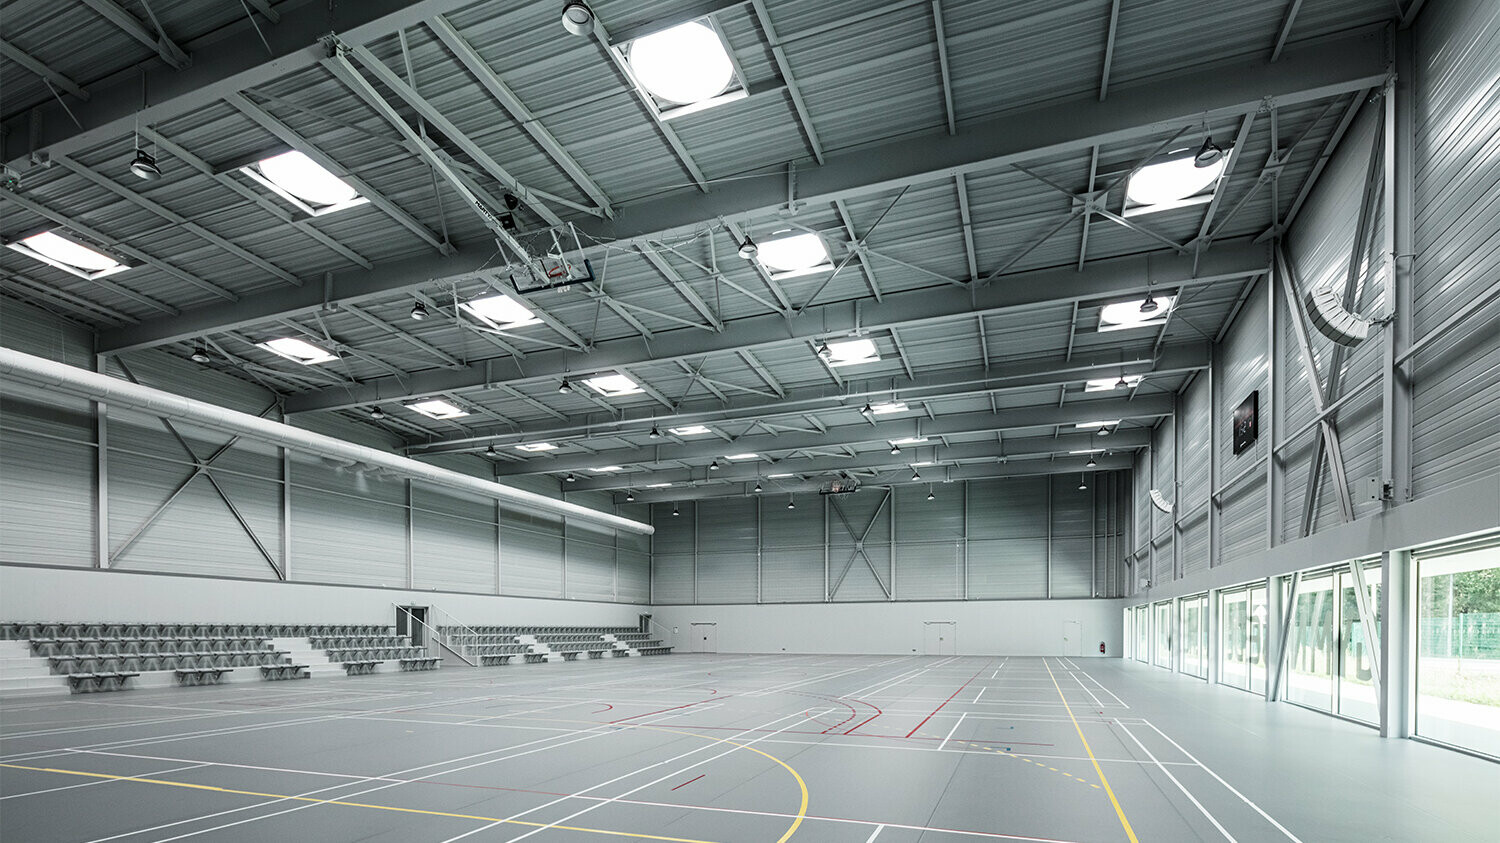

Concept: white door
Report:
left=691, top=623, right=717, bottom=653
left=1062, top=621, right=1082, bottom=657
left=924, top=622, right=956, bottom=655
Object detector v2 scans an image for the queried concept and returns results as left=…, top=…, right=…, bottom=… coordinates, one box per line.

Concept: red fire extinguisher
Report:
left=1099, top=642, right=1106, bottom=654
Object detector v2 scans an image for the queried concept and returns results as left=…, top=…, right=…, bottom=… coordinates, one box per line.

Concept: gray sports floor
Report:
left=2, top=655, right=1496, bottom=842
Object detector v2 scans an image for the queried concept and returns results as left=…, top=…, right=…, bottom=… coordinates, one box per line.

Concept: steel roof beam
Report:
left=80, top=0, right=190, bottom=69
left=276, top=243, right=1255, bottom=413
left=617, top=457, right=1132, bottom=504
left=0, top=38, right=90, bottom=100
left=565, top=429, right=1149, bottom=490
left=490, top=394, right=1170, bottom=477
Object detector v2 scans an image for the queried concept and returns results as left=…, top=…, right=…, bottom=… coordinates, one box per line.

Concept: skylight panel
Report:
left=626, top=21, right=735, bottom=107
left=869, top=401, right=909, bottom=415
left=1125, top=152, right=1227, bottom=214
left=7, top=231, right=129, bottom=280
left=820, top=338, right=880, bottom=368
left=1098, top=295, right=1176, bottom=332
left=758, top=232, right=831, bottom=277
left=256, top=337, right=337, bottom=365
left=767, top=473, right=795, bottom=478
left=583, top=374, right=643, bottom=397
left=515, top=442, right=557, bottom=452
left=242, top=151, right=368, bottom=216
left=406, top=398, right=469, bottom=420
left=645, top=482, right=673, bottom=489
left=460, top=294, right=540, bottom=329
left=669, top=425, right=712, bottom=436
left=890, top=436, right=929, bottom=446
left=1075, top=420, right=1122, bottom=430
left=1085, top=375, right=1144, bottom=392
left=910, top=460, right=935, bottom=467
left=724, top=453, right=759, bottom=461
left=590, top=466, right=624, bottom=473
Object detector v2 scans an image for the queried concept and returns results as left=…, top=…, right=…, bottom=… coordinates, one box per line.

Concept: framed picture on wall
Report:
left=1233, top=390, right=1259, bottom=455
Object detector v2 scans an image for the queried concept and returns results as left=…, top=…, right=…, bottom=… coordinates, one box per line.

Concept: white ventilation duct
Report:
left=1149, top=488, right=1174, bottom=515
left=0, top=348, right=653, bottom=535
left=1305, top=285, right=1373, bottom=347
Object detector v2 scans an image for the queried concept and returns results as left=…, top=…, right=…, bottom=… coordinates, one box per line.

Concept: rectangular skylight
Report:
left=645, top=482, right=673, bottom=489
left=1075, top=420, right=1122, bottom=430
left=7, top=231, right=129, bottom=280
left=1098, top=296, right=1177, bottom=332
left=869, top=401, right=909, bottom=415
left=890, top=436, right=929, bottom=446
left=460, top=294, right=540, bottom=329
left=1069, top=449, right=1105, bottom=455
left=257, top=337, right=337, bottom=365
left=406, top=398, right=469, bottom=420
left=584, top=374, right=643, bottom=397
left=767, top=473, right=794, bottom=478
left=724, top=453, right=759, bottom=461
left=821, top=338, right=880, bottom=368
left=910, top=460, right=935, bottom=467
left=669, top=425, right=712, bottom=436
left=515, top=442, right=557, bottom=452
left=1085, top=375, right=1144, bottom=392
left=590, top=466, right=624, bottom=473
left=240, top=150, right=368, bottom=217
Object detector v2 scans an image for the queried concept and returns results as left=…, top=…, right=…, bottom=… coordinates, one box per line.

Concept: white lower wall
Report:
left=649, top=598, right=1124, bottom=656
left=0, top=564, right=648, bottom=627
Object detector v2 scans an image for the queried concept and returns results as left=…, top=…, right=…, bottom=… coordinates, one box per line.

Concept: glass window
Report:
left=1135, top=605, right=1150, bottom=663
left=1339, top=564, right=1382, bottom=724
left=1248, top=583, right=1268, bottom=692
left=1154, top=600, right=1173, bottom=669
left=1181, top=593, right=1207, bottom=679
left=1286, top=573, right=1336, bottom=710
left=1416, top=542, right=1500, bottom=758
left=1219, top=582, right=1269, bottom=694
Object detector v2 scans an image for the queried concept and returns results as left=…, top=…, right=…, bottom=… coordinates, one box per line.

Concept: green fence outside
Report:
left=1420, top=613, right=1500, bottom=660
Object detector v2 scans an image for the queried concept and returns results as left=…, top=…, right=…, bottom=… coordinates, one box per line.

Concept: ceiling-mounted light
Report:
left=737, top=236, right=758, bottom=260
left=561, top=0, right=594, bottom=36
left=649, top=425, right=660, bottom=439
left=754, top=481, right=763, bottom=493
left=1194, top=136, right=1224, bottom=168
left=1079, top=474, right=1088, bottom=491
left=927, top=489, right=936, bottom=501
left=672, top=504, right=680, bottom=516
left=817, top=341, right=833, bottom=359
left=410, top=302, right=429, bottom=321
left=486, top=445, right=497, bottom=456
left=787, top=496, right=796, bottom=510
left=709, top=460, right=720, bottom=470
left=129, top=148, right=162, bottom=181
left=558, top=378, right=572, bottom=394
left=1117, top=374, right=1130, bottom=389
left=1098, top=426, right=1112, bottom=436
left=890, top=444, right=901, bottom=455
left=860, top=402, right=874, bottom=416
left=369, top=406, right=385, bottom=420
left=565, top=473, right=576, bottom=482
left=626, top=490, right=635, bottom=502
left=189, top=346, right=211, bottom=364
left=1139, top=292, right=1160, bottom=314
left=912, top=470, right=921, bottom=481
left=1086, top=454, right=1098, bottom=468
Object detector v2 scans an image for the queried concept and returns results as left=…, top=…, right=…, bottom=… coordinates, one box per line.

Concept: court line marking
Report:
left=939, top=712, right=967, bottom=751
left=1114, top=719, right=1234, bottom=841
left=865, top=824, right=885, bottom=842
left=1142, top=720, right=1304, bottom=843
left=1043, top=658, right=1138, bottom=843
left=907, top=661, right=990, bottom=738
left=0, top=762, right=716, bottom=843
left=973, top=687, right=986, bottom=704
left=0, top=762, right=208, bottom=801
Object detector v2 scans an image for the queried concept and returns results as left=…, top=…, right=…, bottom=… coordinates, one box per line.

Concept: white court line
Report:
left=1074, top=667, right=1129, bottom=708
left=990, top=658, right=1008, bottom=680
left=938, top=712, right=967, bottom=751
left=973, top=687, right=985, bottom=704
left=1144, top=720, right=1304, bottom=843
left=1115, top=719, right=1235, bottom=841
left=865, top=823, right=885, bottom=842
left=1069, top=671, right=1106, bottom=709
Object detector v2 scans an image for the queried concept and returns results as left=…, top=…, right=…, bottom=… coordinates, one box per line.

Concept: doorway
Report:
left=1062, top=620, right=1082, bottom=657
left=923, top=621, right=956, bottom=656
left=690, top=622, right=717, bottom=653
left=397, top=606, right=428, bottom=647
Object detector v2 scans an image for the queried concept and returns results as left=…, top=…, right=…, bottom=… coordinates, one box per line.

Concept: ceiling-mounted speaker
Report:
left=1305, top=285, right=1373, bottom=347
left=1150, top=488, right=1174, bottom=515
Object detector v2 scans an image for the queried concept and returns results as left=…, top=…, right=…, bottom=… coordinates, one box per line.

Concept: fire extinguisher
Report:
left=1099, top=642, right=1106, bottom=654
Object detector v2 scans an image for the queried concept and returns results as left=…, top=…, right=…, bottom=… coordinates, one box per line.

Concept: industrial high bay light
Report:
left=561, top=0, right=593, bottom=35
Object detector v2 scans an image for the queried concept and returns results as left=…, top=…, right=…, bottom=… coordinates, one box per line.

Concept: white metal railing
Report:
left=396, top=604, right=480, bottom=667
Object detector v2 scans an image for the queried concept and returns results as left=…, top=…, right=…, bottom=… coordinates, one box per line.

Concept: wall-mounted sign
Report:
left=1233, top=390, right=1259, bottom=455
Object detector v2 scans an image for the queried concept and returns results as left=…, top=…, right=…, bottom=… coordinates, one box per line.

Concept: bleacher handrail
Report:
left=404, top=604, right=481, bottom=667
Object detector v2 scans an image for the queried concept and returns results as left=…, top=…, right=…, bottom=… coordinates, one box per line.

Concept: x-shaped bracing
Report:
left=827, top=490, right=892, bottom=600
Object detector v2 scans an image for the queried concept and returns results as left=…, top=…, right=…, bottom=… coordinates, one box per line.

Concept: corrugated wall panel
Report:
left=412, top=485, right=496, bottom=594
left=1410, top=0, right=1500, bottom=496
left=831, top=543, right=890, bottom=602
left=694, top=497, right=758, bottom=603
left=759, top=548, right=824, bottom=602
left=895, top=542, right=963, bottom=600
left=0, top=429, right=94, bottom=566
left=502, top=517, right=565, bottom=598
left=651, top=553, right=694, bottom=604
left=968, top=476, right=1047, bottom=538
left=565, top=527, right=616, bottom=602
left=1050, top=537, right=1093, bottom=597
left=1050, top=475, right=1093, bottom=597
left=968, top=538, right=1046, bottom=598
left=1180, top=375, right=1212, bottom=509
left=1218, top=278, right=1270, bottom=561
left=291, top=485, right=405, bottom=587
left=617, top=550, right=650, bottom=603
left=894, top=483, right=964, bottom=543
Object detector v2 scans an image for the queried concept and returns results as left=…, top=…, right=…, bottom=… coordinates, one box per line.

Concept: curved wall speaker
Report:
left=1306, top=285, right=1373, bottom=347
left=1150, top=488, right=1174, bottom=515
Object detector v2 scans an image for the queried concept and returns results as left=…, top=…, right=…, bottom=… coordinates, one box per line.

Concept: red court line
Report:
left=670, top=774, right=705, bottom=791
left=904, top=662, right=989, bottom=738
left=606, top=693, right=727, bottom=725
left=841, top=695, right=883, bottom=735
left=591, top=704, right=614, bottom=714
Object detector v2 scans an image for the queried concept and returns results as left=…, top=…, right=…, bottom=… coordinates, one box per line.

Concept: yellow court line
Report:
left=0, top=763, right=716, bottom=843
left=1042, top=659, right=1138, bottom=843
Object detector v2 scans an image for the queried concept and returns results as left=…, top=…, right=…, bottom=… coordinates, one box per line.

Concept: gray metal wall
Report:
left=0, top=299, right=647, bottom=603
left=649, top=472, right=1128, bottom=605
left=1126, top=0, right=1500, bottom=590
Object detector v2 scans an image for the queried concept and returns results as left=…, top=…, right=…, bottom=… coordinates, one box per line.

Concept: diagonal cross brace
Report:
left=827, top=490, right=892, bottom=599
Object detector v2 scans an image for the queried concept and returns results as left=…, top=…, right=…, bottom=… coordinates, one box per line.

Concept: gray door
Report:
left=1062, top=620, right=1082, bottom=657
left=924, top=622, right=956, bottom=655
left=691, top=622, right=717, bottom=653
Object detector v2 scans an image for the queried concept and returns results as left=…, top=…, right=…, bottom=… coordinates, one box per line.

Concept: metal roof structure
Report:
left=0, top=0, right=1402, bottom=505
